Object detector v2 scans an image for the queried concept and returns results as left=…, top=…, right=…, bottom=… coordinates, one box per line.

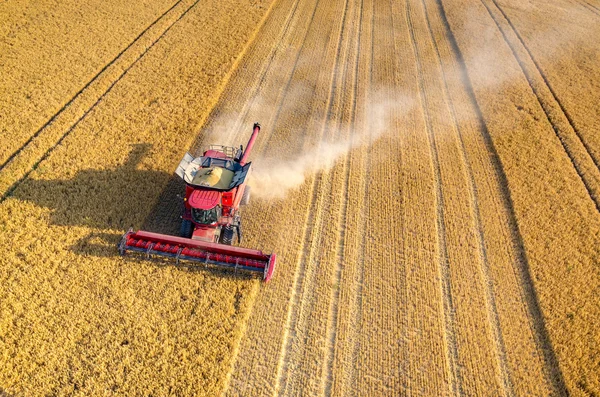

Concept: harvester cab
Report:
left=118, top=123, right=276, bottom=282
left=175, top=149, right=251, bottom=244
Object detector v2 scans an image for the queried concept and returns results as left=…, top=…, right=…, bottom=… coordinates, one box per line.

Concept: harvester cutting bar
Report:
left=119, top=230, right=276, bottom=282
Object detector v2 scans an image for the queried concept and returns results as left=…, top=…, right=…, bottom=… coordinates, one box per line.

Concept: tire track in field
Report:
left=221, top=0, right=303, bottom=145
left=488, top=0, right=600, bottom=169
left=273, top=168, right=326, bottom=395
left=190, top=0, right=304, bottom=151
left=273, top=0, right=352, bottom=393
left=344, top=1, right=374, bottom=393
left=249, top=0, right=325, bottom=155
left=218, top=0, right=323, bottom=389
left=405, top=1, right=462, bottom=395
left=586, top=0, right=600, bottom=13
left=322, top=1, right=364, bottom=395
left=418, top=0, right=514, bottom=394
left=0, top=0, right=186, bottom=172
left=434, top=0, right=569, bottom=394
left=192, top=0, right=318, bottom=155
left=0, top=0, right=205, bottom=203
left=478, top=0, right=600, bottom=214
left=576, top=0, right=600, bottom=16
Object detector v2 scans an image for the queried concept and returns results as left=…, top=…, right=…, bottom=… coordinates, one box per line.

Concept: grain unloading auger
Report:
left=118, top=123, right=276, bottom=282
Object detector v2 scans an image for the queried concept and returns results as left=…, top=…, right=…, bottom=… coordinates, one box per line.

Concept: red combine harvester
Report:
left=118, top=123, right=276, bottom=282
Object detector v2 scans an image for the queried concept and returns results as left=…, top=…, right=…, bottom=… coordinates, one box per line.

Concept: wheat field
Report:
left=1, top=0, right=599, bottom=395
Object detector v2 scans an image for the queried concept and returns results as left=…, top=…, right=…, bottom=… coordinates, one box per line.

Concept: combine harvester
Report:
left=118, top=123, right=276, bottom=282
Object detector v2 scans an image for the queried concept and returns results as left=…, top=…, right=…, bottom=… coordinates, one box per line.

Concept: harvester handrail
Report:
left=206, top=145, right=241, bottom=159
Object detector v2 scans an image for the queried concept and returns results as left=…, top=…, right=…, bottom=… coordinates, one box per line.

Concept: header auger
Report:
left=118, top=123, right=276, bottom=282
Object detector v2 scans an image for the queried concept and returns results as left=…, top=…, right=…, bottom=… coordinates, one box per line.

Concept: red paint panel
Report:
left=188, top=189, right=221, bottom=209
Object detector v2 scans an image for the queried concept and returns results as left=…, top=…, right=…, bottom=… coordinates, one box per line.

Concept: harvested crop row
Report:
left=274, top=1, right=364, bottom=393
left=489, top=0, right=600, bottom=173
left=223, top=0, right=594, bottom=395
left=350, top=1, right=420, bottom=394
left=422, top=0, right=556, bottom=393
left=0, top=0, right=275, bottom=394
left=213, top=0, right=359, bottom=393
left=442, top=0, right=600, bottom=393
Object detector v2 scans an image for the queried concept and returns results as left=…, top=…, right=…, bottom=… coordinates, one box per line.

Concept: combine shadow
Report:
left=12, top=143, right=252, bottom=280
left=12, top=143, right=171, bottom=254
left=13, top=143, right=170, bottom=230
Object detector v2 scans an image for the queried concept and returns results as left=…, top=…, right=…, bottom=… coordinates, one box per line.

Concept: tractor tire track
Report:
left=340, top=1, right=374, bottom=394
left=586, top=0, right=600, bottom=13
left=219, top=0, right=303, bottom=147
left=0, top=0, right=205, bottom=203
left=405, top=1, right=463, bottom=395
left=250, top=0, right=326, bottom=155
left=0, top=0, right=186, bottom=173
left=192, top=0, right=319, bottom=158
left=418, top=0, right=514, bottom=395
left=477, top=0, right=600, bottom=214
left=576, top=0, right=600, bottom=16
left=322, top=1, right=364, bottom=395
left=189, top=0, right=304, bottom=151
left=273, top=0, right=353, bottom=394
left=487, top=0, right=600, bottom=169
left=434, top=0, right=569, bottom=394
left=223, top=0, right=356, bottom=394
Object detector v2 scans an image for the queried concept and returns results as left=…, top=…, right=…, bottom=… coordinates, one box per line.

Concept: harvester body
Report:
left=118, top=123, right=276, bottom=282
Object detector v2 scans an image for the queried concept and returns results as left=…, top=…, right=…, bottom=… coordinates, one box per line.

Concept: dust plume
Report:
left=248, top=91, right=414, bottom=200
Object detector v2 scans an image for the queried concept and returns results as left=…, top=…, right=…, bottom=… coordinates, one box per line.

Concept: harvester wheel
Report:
left=241, top=186, right=251, bottom=206
left=180, top=219, right=193, bottom=238
left=220, top=226, right=236, bottom=245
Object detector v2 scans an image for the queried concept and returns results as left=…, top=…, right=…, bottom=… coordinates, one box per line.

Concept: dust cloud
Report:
left=248, top=91, right=413, bottom=200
